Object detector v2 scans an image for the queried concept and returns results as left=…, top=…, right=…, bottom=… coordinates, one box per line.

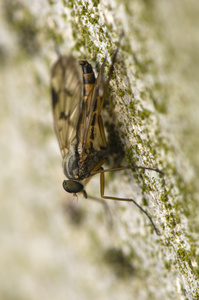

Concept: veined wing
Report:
left=51, top=56, right=82, bottom=157
left=77, top=57, right=107, bottom=158
left=79, top=42, right=120, bottom=158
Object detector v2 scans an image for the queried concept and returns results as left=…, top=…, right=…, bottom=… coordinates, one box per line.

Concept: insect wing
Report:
left=51, top=56, right=82, bottom=157
left=78, top=57, right=107, bottom=157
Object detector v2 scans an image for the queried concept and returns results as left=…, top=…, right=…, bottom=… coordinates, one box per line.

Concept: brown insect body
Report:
left=51, top=36, right=163, bottom=234
left=51, top=55, right=109, bottom=195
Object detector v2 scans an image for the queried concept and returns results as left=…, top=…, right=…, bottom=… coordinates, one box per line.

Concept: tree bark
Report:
left=1, top=0, right=199, bottom=299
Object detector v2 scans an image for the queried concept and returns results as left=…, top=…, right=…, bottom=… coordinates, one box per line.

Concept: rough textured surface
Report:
left=0, top=0, right=199, bottom=299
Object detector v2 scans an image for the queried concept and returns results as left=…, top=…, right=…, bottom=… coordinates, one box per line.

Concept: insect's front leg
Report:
left=84, top=167, right=113, bottom=229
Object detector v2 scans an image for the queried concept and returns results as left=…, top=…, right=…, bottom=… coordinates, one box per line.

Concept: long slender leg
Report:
left=84, top=162, right=113, bottom=228
left=100, top=172, right=160, bottom=235
left=98, top=115, right=107, bottom=147
left=92, top=165, right=163, bottom=176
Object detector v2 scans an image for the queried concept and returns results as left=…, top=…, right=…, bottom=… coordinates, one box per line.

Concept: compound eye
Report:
left=62, top=180, right=83, bottom=194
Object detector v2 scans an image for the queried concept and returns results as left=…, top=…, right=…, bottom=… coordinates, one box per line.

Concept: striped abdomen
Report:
left=79, top=60, right=96, bottom=102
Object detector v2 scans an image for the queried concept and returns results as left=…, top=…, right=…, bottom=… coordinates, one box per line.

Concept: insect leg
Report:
left=84, top=162, right=113, bottom=228
left=99, top=171, right=160, bottom=235
left=98, top=115, right=107, bottom=148
left=92, top=165, right=163, bottom=175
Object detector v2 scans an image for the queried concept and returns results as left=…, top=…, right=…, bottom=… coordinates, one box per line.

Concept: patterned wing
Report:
left=80, top=43, right=120, bottom=155
left=78, top=58, right=107, bottom=156
left=51, top=56, right=82, bottom=157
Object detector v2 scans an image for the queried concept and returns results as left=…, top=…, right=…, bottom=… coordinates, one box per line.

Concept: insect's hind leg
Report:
left=98, top=115, right=107, bottom=148
left=99, top=171, right=160, bottom=235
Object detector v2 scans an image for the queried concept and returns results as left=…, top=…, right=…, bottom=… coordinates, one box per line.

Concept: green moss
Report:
left=125, top=145, right=141, bottom=162
left=164, top=260, right=172, bottom=271
left=177, top=248, right=190, bottom=263
left=142, top=182, right=152, bottom=192
left=118, top=88, right=125, bottom=98
left=129, top=100, right=136, bottom=113
left=138, top=108, right=152, bottom=119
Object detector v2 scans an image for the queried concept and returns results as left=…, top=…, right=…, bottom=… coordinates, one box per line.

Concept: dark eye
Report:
left=62, top=180, right=83, bottom=194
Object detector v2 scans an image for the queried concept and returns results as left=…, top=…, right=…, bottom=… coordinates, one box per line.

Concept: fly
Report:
left=51, top=36, right=163, bottom=234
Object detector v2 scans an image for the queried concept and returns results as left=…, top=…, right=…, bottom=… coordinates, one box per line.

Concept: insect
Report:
left=51, top=37, right=163, bottom=234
